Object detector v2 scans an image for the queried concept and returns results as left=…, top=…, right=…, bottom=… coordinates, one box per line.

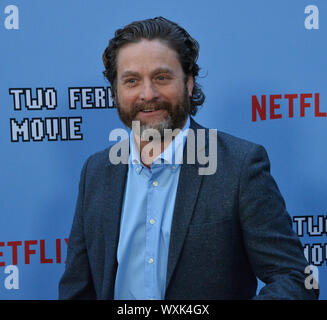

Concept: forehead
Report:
left=116, top=39, right=183, bottom=75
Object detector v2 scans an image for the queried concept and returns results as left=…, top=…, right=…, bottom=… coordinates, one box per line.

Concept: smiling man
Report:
left=116, top=39, right=193, bottom=134
left=113, top=38, right=194, bottom=167
left=58, top=17, right=318, bottom=300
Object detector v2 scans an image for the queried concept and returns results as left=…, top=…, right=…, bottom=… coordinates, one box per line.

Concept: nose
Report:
left=139, top=80, right=159, bottom=101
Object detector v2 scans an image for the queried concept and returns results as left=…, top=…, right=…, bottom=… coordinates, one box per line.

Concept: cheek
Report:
left=116, top=89, right=134, bottom=108
left=161, top=86, right=184, bottom=102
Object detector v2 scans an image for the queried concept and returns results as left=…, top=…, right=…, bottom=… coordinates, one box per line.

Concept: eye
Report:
left=156, top=74, right=171, bottom=83
left=124, top=78, right=138, bottom=87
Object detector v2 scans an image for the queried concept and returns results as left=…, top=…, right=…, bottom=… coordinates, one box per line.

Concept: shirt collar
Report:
left=129, top=117, right=190, bottom=167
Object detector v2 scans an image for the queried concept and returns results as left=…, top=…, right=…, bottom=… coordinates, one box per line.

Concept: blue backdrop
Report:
left=0, top=0, right=326, bottom=299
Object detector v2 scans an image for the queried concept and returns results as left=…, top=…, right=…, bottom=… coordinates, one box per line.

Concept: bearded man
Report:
left=58, top=17, right=318, bottom=300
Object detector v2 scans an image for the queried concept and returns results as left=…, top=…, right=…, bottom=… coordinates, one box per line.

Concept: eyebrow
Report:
left=151, top=67, right=175, bottom=76
left=120, top=71, right=140, bottom=80
left=120, top=67, right=175, bottom=80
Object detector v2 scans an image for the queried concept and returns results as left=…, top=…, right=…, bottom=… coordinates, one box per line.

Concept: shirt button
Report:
left=148, top=258, right=154, bottom=264
left=136, top=167, right=140, bottom=173
left=149, top=218, right=156, bottom=225
left=153, top=181, right=158, bottom=187
left=172, top=165, right=176, bottom=170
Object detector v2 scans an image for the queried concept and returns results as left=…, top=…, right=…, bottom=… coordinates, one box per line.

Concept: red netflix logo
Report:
left=0, top=238, right=68, bottom=266
left=252, top=93, right=326, bottom=122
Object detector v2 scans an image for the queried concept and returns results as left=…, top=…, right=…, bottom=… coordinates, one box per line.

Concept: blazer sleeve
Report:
left=238, top=144, right=318, bottom=300
left=58, top=158, right=97, bottom=299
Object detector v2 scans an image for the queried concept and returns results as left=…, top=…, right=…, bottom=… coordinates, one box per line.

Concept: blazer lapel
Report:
left=165, top=118, right=207, bottom=292
left=101, top=161, right=128, bottom=299
left=165, top=163, right=203, bottom=292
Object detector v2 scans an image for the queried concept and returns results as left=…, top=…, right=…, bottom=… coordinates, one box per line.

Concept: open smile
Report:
left=138, top=109, right=167, bottom=117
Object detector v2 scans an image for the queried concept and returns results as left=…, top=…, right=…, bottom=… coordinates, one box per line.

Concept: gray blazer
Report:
left=59, top=118, right=317, bottom=300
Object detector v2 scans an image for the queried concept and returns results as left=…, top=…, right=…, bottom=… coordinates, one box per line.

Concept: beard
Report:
left=116, top=87, right=191, bottom=139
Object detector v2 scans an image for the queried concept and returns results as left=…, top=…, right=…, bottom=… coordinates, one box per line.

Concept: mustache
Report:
left=133, top=100, right=171, bottom=113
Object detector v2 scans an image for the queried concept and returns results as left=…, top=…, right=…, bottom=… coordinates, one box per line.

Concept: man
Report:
left=59, top=17, right=318, bottom=300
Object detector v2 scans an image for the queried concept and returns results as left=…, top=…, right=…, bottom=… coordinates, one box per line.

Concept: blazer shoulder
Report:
left=190, top=117, right=267, bottom=164
left=216, top=132, right=271, bottom=179
left=86, top=147, right=110, bottom=167
left=217, top=130, right=261, bottom=153
left=191, top=117, right=260, bottom=153
left=81, top=138, right=129, bottom=177
left=81, top=144, right=114, bottom=178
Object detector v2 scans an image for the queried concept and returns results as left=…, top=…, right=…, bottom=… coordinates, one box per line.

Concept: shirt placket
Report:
left=144, top=165, right=162, bottom=300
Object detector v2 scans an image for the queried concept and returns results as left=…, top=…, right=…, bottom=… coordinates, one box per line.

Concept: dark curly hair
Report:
left=102, top=16, right=205, bottom=116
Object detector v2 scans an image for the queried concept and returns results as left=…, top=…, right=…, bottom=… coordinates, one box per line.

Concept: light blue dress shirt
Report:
left=114, top=117, right=190, bottom=300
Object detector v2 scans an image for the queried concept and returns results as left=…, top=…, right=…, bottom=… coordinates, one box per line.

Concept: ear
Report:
left=186, top=75, right=194, bottom=97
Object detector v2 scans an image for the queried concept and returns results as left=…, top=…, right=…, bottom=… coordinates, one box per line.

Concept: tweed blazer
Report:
left=59, top=118, right=317, bottom=300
